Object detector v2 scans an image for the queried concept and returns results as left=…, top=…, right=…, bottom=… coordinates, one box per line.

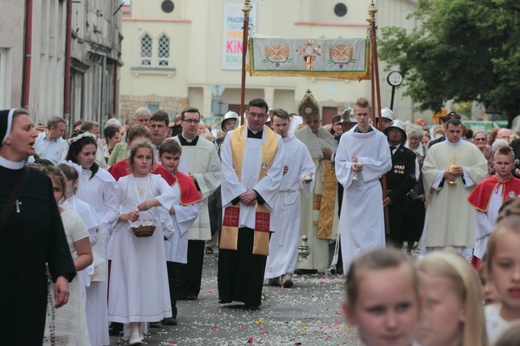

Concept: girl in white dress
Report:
left=108, top=139, right=173, bottom=345
left=342, top=248, right=421, bottom=346
left=65, top=131, right=119, bottom=346
left=42, top=165, right=93, bottom=346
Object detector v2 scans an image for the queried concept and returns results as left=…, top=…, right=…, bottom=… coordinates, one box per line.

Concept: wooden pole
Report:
left=367, top=2, right=390, bottom=235
left=239, top=0, right=252, bottom=124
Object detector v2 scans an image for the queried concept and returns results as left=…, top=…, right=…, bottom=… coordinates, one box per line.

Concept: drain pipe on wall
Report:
left=22, top=0, right=33, bottom=109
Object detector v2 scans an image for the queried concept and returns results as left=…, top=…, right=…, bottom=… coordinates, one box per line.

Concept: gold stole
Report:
left=220, top=125, right=278, bottom=255
left=317, top=160, right=337, bottom=239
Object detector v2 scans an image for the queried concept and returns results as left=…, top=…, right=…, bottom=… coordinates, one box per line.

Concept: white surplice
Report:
left=220, top=126, right=285, bottom=225
left=76, top=167, right=118, bottom=346
left=157, top=182, right=203, bottom=263
left=108, top=174, right=173, bottom=323
left=265, top=135, right=316, bottom=279
left=294, top=125, right=338, bottom=271
left=173, top=136, right=221, bottom=241
left=335, top=125, right=392, bottom=273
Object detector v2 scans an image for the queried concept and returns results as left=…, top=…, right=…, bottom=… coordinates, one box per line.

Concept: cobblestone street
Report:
left=110, top=252, right=362, bottom=345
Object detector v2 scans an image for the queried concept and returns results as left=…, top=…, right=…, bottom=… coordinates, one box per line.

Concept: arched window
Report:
left=158, top=35, right=170, bottom=67
left=140, top=34, right=152, bottom=66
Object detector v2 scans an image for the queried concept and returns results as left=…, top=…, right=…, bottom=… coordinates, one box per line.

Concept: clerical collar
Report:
left=247, top=128, right=263, bottom=139
left=178, top=134, right=199, bottom=146
left=0, top=156, right=25, bottom=169
left=354, top=126, right=373, bottom=133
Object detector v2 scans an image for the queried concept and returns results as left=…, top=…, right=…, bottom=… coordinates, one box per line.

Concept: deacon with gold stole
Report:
left=421, top=118, right=487, bottom=261
left=294, top=90, right=339, bottom=272
left=218, top=98, right=284, bottom=309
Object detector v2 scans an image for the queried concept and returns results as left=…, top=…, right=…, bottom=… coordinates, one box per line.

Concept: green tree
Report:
left=379, top=0, right=520, bottom=124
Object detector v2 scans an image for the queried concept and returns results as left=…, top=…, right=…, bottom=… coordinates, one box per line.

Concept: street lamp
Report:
left=387, top=70, right=403, bottom=110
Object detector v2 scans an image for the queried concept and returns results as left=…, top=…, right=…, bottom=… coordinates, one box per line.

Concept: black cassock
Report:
left=0, top=165, right=75, bottom=345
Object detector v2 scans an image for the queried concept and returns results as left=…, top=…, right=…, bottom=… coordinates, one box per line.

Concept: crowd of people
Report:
left=2, top=92, right=520, bottom=345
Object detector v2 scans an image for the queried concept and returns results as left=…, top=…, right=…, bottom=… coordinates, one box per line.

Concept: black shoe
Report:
left=185, top=294, right=197, bottom=300
left=149, top=321, right=161, bottom=328
left=162, top=317, right=178, bottom=326
left=109, top=322, right=123, bottom=336
left=245, top=304, right=260, bottom=311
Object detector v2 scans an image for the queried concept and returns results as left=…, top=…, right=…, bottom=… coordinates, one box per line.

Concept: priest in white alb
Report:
left=421, top=118, right=488, bottom=261
left=264, top=109, right=315, bottom=288
left=294, top=90, right=338, bottom=273
left=335, top=97, right=392, bottom=273
left=219, top=98, right=284, bottom=309
left=173, top=107, right=221, bottom=300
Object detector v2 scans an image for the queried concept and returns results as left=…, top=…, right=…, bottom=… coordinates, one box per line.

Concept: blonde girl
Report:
left=108, top=139, right=174, bottom=345
left=343, top=248, right=421, bottom=346
left=415, top=251, right=488, bottom=346
left=485, top=214, right=520, bottom=343
left=42, top=165, right=93, bottom=345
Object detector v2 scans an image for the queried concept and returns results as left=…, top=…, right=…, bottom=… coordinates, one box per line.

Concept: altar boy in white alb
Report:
left=264, top=109, right=315, bottom=288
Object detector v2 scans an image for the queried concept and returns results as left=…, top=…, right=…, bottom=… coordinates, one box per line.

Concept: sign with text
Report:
left=222, top=2, right=258, bottom=70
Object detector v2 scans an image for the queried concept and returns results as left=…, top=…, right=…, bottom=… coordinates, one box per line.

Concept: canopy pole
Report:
left=239, top=0, right=252, bottom=124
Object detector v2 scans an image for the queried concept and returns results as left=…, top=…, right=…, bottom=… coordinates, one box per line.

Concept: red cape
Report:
left=467, top=175, right=520, bottom=212
left=172, top=171, right=203, bottom=205
left=108, top=158, right=176, bottom=186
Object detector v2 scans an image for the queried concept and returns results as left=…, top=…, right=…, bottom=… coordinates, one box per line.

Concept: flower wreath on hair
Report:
left=58, top=160, right=83, bottom=175
left=68, top=132, right=96, bottom=144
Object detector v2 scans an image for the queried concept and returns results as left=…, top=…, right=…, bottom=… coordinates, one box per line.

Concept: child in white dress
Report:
left=65, top=131, right=119, bottom=345
left=108, top=139, right=174, bottom=345
left=42, top=165, right=93, bottom=346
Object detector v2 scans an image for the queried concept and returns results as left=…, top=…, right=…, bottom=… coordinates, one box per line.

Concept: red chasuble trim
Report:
left=467, top=175, right=520, bottom=212
left=174, top=171, right=203, bottom=205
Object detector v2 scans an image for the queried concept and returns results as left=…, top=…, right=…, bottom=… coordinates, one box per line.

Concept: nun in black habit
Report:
left=0, top=108, right=76, bottom=345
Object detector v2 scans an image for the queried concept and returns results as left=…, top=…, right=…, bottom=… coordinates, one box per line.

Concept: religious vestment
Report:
left=108, top=174, right=174, bottom=323
left=335, top=125, right=392, bottom=273
left=0, top=161, right=75, bottom=345
left=467, top=174, right=520, bottom=259
left=421, top=140, right=487, bottom=256
left=294, top=125, right=338, bottom=271
left=76, top=166, right=118, bottom=346
left=264, top=135, right=315, bottom=279
left=219, top=125, right=284, bottom=307
left=173, top=134, right=221, bottom=299
left=155, top=170, right=203, bottom=320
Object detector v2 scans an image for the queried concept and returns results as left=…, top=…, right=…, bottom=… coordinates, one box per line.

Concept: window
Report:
left=334, top=3, right=348, bottom=17
left=147, top=103, right=159, bottom=113
left=0, top=48, right=10, bottom=109
left=158, top=35, right=170, bottom=67
left=161, top=0, right=174, bottom=13
left=140, top=34, right=152, bottom=66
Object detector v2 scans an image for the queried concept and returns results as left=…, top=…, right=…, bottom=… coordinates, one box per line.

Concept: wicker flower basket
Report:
left=130, top=220, right=156, bottom=238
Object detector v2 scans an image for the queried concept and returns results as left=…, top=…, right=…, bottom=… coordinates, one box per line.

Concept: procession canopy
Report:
left=247, top=36, right=371, bottom=80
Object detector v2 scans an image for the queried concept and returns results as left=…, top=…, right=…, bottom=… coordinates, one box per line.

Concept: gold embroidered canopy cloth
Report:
left=247, top=37, right=371, bottom=80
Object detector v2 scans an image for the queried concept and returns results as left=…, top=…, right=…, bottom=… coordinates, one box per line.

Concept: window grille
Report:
left=158, top=35, right=170, bottom=67
left=141, top=35, right=152, bottom=66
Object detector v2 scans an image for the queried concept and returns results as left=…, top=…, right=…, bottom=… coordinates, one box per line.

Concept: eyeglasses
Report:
left=248, top=112, right=267, bottom=119
left=475, top=138, right=486, bottom=142
left=183, top=119, right=200, bottom=124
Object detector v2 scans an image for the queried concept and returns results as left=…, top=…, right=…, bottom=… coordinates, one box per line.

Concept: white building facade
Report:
left=118, top=0, right=424, bottom=124
left=0, top=0, right=123, bottom=133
